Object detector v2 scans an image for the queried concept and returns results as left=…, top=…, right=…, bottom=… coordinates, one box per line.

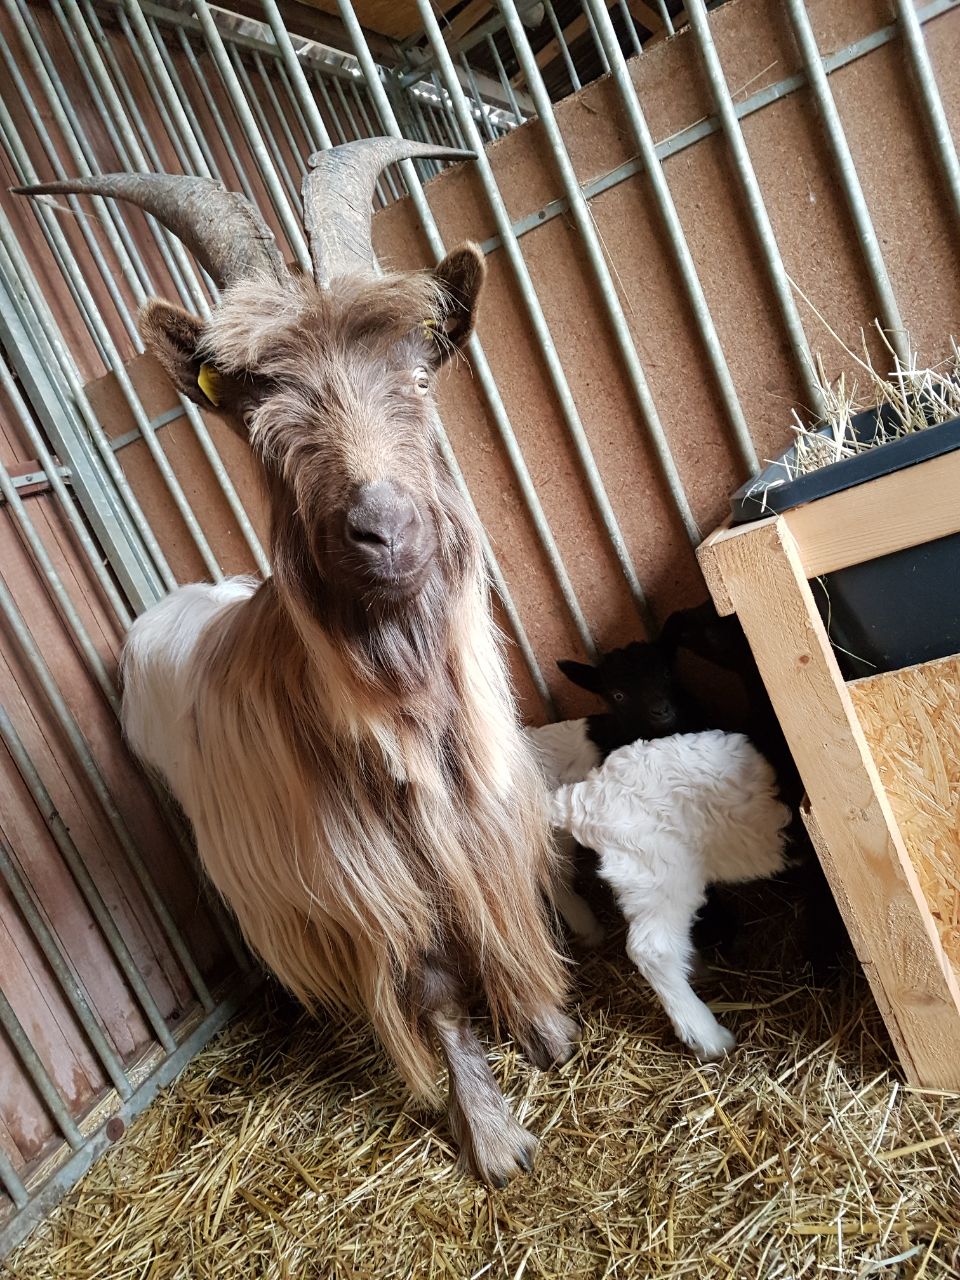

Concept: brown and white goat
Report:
left=17, top=139, right=576, bottom=1185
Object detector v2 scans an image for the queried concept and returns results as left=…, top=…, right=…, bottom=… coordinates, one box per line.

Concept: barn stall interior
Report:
left=2, top=0, right=960, bottom=1275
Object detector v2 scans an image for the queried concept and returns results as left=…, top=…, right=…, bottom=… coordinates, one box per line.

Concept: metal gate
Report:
left=2, top=0, right=959, bottom=1254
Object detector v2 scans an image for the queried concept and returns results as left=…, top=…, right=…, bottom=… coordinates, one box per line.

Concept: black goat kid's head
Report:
left=14, top=140, right=483, bottom=614
left=558, top=641, right=693, bottom=739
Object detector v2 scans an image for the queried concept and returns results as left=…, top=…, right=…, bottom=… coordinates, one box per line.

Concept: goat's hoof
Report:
left=522, top=1011, right=581, bottom=1070
left=466, top=1117, right=538, bottom=1188
left=689, top=1024, right=737, bottom=1062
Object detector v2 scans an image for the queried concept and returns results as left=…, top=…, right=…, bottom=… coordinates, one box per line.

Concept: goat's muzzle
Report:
left=342, top=481, right=436, bottom=598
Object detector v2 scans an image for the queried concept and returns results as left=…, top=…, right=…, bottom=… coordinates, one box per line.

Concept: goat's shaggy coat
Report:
left=122, top=273, right=569, bottom=1106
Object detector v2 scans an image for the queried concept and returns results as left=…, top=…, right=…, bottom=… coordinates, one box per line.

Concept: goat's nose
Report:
left=345, top=481, right=421, bottom=571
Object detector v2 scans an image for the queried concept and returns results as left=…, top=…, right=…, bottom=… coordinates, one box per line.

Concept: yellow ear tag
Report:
left=422, top=317, right=436, bottom=337
left=197, top=362, right=222, bottom=407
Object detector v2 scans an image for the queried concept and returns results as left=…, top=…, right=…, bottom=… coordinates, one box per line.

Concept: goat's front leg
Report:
left=622, top=892, right=736, bottom=1062
left=422, top=960, right=537, bottom=1187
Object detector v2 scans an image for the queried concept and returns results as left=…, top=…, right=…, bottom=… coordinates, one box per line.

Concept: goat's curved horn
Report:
left=303, top=138, right=473, bottom=287
left=11, top=173, right=286, bottom=289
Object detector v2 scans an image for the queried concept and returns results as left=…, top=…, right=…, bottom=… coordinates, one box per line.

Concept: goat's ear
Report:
left=139, top=300, right=247, bottom=423
left=557, top=658, right=602, bottom=693
left=429, top=242, right=486, bottom=362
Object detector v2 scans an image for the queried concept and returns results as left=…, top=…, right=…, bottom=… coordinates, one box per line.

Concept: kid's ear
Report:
left=429, top=242, right=486, bottom=361
left=139, top=299, right=248, bottom=426
left=556, top=658, right=602, bottom=694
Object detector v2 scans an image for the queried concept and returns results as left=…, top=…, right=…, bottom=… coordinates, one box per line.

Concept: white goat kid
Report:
left=550, top=731, right=790, bottom=1061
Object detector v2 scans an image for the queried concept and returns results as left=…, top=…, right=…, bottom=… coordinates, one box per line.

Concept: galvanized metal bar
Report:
left=430, top=74, right=469, bottom=149
left=190, top=0, right=311, bottom=271
left=683, top=0, right=826, bottom=417
left=0, top=218, right=176, bottom=600
left=0, top=361, right=131, bottom=630
left=253, top=51, right=307, bottom=175
left=581, top=0, right=758, bottom=473
left=53, top=0, right=212, bottom=313
left=0, top=838, right=132, bottom=1101
left=0, top=706, right=182, bottom=1052
left=486, top=35, right=524, bottom=124
left=499, top=0, right=702, bottom=543
left=581, top=0, right=611, bottom=74
left=331, top=76, right=389, bottom=206
left=337, top=0, right=596, bottom=666
left=314, top=70, right=351, bottom=146
left=259, top=0, right=333, bottom=150
left=5, top=186, right=223, bottom=583
left=617, top=0, right=642, bottom=58
left=118, top=0, right=213, bottom=177
left=145, top=14, right=224, bottom=180
left=229, top=43, right=303, bottom=203
left=470, top=0, right=960, bottom=254
left=655, top=0, right=673, bottom=36
left=353, top=83, right=403, bottom=199
left=113, top=9, right=196, bottom=176
left=275, top=58, right=321, bottom=153
left=72, top=4, right=215, bottom=307
left=784, top=0, right=906, bottom=361
left=229, top=44, right=303, bottom=208
left=0, top=1147, right=27, bottom=1212
left=4, top=0, right=157, bottom=305
left=0, top=453, right=120, bottom=715
left=419, top=0, right=651, bottom=628
left=0, top=102, right=224, bottom=580
left=0, top=35, right=145, bottom=349
left=895, top=0, right=960, bottom=234
left=0, top=971, right=260, bottom=1260
left=0, top=590, right=215, bottom=1012
left=460, top=52, right=497, bottom=143
left=0, top=988, right=83, bottom=1149
left=543, top=0, right=581, bottom=92
left=406, top=87, right=444, bottom=174
left=176, top=29, right=258, bottom=203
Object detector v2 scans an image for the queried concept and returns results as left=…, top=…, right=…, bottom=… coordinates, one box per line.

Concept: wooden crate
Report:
left=698, top=450, right=960, bottom=1090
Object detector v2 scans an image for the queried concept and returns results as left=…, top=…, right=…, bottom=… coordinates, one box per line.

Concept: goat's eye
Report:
left=413, top=367, right=430, bottom=396
left=612, top=691, right=625, bottom=703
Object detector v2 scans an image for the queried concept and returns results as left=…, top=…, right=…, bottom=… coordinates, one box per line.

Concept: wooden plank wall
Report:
left=3, top=0, right=960, bottom=1204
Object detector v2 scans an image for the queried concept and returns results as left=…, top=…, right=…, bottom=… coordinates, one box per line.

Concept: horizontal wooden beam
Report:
left=783, top=448, right=960, bottom=578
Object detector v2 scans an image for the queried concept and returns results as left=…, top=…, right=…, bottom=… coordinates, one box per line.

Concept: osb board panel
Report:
left=849, top=656, right=960, bottom=974
left=0, top=423, right=232, bottom=1171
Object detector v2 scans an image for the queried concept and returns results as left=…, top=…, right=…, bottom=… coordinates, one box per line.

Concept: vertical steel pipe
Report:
left=683, top=0, right=826, bottom=416
left=0, top=989, right=83, bottom=1149
left=336, top=0, right=596, bottom=663
left=259, top=0, right=333, bottom=151
left=0, top=838, right=132, bottom=1101
left=0, top=1147, right=28, bottom=1212
left=190, top=0, right=311, bottom=270
left=499, top=0, right=701, bottom=543
left=581, top=0, right=758, bottom=473
left=0, top=585, right=214, bottom=1012
left=784, top=0, right=906, bottom=361
left=0, top=708, right=178, bottom=1053
left=418, top=0, right=652, bottom=624
left=895, top=0, right=960, bottom=235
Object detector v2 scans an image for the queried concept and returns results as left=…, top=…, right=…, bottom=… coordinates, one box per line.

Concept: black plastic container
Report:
left=729, top=405, right=960, bottom=680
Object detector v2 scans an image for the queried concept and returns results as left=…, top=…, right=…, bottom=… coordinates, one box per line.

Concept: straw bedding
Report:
left=5, top=882, right=960, bottom=1280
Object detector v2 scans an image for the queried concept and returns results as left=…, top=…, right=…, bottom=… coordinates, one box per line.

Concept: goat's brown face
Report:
left=140, top=245, right=485, bottom=608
